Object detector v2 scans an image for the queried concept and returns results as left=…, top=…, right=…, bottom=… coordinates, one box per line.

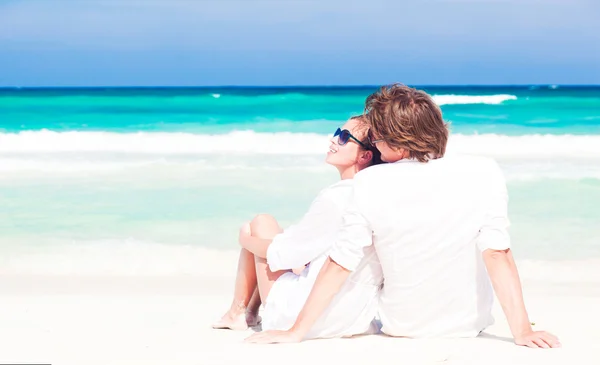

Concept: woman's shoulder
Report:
left=323, top=179, right=354, bottom=193
left=316, top=179, right=354, bottom=204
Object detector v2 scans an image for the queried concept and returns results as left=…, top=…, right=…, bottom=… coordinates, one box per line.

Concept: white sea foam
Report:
left=0, top=130, right=326, bottom=154
left=0, top=158, right=161, bottom=173
left=1, top=130, right=599, bottom=159
left=2, top=131, right=600, bottom=181
left=0, top=157, right=331, bottom=173
left=432, top=94, right=517, bottom=105
left=1, top=156, right=600, bottom=182
left=208, top=93, right=517, bottom=105
left=446, top=133, right=600, bottom=159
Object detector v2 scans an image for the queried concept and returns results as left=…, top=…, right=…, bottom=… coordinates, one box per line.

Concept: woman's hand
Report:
left=245, top=330, right=303, bottom=344
left=292, top=265, right=307, bottom=275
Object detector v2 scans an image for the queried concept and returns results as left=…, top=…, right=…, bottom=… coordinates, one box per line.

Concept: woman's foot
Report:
left=212, top=310, right=249, bottom=331
left=212, top=308, right=261, bottom=330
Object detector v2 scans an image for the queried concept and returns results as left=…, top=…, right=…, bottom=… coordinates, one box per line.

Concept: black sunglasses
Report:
left=334, top=128, right=368, bottom=149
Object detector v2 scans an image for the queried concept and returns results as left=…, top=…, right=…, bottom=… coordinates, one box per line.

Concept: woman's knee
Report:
left=250, top=214, right=281, bottom=239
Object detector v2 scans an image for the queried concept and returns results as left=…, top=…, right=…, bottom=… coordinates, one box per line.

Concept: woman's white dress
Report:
left=261, top=179, right=383, bottom=339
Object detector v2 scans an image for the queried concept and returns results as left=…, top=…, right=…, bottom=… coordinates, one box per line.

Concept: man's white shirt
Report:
left=330, top=155, right=511, bottom=338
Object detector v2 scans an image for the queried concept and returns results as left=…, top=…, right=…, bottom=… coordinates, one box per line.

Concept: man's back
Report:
left=344, top=154, right=510, bottom=338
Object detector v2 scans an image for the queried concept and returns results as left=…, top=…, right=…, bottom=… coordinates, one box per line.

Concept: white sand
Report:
left=1, top=254, right=600, bottom=365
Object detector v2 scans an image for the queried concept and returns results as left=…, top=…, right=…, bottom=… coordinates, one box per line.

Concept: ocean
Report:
left=1, top=86, right=599, bottom=275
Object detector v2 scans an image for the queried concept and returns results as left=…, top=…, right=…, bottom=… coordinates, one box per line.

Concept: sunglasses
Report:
left=367, top=130, right=384, bottom=145
left=334, top=128, right=368, bottom=149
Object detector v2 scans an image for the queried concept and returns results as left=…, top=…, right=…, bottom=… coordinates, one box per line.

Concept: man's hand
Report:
left=515, top=330, right=561, bottom=349
left=245, top=330, right=303, bottom=344
left=483, top=249, right=560, bottom=348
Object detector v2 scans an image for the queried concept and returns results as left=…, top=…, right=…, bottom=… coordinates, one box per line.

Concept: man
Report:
left=246, top=84, right=560, bottom=348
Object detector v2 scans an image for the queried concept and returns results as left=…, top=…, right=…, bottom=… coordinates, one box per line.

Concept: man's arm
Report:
left=479, top=161, right=559, bottom=348
left=244, top=257, right=351, bottom=344
left=483, top=248, right=529, bottom=337
left=483, top=248, right=559, bottom=348
left=291, top=258, right=351, bottom=336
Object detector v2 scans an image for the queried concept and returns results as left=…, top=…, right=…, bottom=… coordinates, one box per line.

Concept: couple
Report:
left=213, top=84, right=560, bottom=349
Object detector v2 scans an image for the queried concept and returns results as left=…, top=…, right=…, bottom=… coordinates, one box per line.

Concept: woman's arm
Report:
left=246, top=194, right=373, bottom=344
left=264, top=189, right=347, bottom=272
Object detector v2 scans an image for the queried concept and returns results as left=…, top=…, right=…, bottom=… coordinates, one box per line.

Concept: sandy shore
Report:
left=1, top=255, right=599, bottom=365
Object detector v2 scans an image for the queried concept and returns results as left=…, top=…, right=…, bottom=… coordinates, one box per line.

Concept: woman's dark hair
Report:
left=349, top=115, right=383, bottom=166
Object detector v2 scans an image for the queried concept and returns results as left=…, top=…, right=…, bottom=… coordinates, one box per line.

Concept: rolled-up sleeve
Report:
left=477, top=161, right=511, bottom=252
left=329, top=192, right=373, bottom=271
left=266, top=193, right=344, bottom=272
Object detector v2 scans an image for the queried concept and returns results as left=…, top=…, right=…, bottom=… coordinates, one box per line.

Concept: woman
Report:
left=213, top=116, right=383, bottom=339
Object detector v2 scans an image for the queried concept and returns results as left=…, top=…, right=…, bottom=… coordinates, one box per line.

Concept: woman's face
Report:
left=325, top=118, right=367, bottom=168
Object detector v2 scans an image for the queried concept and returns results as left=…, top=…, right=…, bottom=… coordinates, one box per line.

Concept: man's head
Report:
left=364, top=84, right=449, bottom=163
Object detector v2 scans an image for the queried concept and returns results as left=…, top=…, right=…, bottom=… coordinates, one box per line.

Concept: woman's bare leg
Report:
left=213, top=214, right=286, bottom=330
left=249, top=214, right=288, bottom=303
left=212, top=248, right=259, bottom=330
left=246, top=287, right=262, bottom=326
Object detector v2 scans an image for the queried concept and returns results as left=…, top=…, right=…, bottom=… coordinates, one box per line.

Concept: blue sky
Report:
left=0, top=0, right=599, bottom=86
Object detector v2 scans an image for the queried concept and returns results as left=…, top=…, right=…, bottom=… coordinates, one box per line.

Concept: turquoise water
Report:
left=2, top=86, right=600, bottom=134
left=1, top=86, right=599, bottom=274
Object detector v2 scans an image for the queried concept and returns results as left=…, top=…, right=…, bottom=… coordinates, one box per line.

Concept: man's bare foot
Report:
left=212, top=310, right=249, bottom=331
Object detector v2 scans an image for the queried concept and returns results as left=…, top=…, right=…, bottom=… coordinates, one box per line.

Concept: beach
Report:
left=1, top=86, right=600, bottom=364
left=1, top=256, right=600, bottom=365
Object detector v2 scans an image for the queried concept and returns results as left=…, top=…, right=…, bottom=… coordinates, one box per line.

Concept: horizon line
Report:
left=1, top=84, right=600, bottom=89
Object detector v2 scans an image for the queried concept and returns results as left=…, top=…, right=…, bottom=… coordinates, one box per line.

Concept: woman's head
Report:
left=325, top=115, right=382, bottom=176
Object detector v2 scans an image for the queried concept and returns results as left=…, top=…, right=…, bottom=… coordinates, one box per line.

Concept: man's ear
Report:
left=391, top=146, right=409, bottom=160
left=398, top=148, right=410, bottom=160
left=359, top=150, right=373, bottom=166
